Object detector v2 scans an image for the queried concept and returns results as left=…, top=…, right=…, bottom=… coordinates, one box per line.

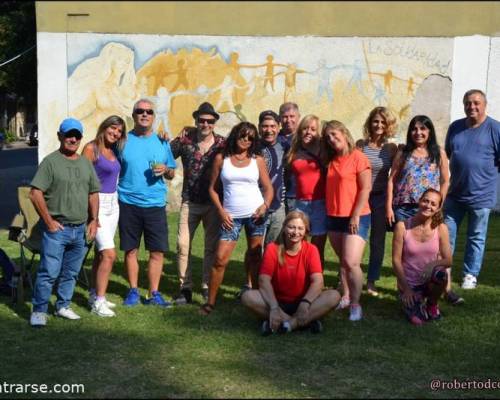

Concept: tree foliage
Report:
left=0, top=1, right=36, bottom=103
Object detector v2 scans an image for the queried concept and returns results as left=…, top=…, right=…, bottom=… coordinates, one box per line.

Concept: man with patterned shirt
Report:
left=170, top=102, right=226, bottom=304
left=259, top=110, right=290, bottom=247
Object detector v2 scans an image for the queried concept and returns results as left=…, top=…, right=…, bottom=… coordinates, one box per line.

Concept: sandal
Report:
left=199, top=303, right=215, bottom=316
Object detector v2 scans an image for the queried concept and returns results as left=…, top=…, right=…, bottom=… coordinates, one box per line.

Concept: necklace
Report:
left=233, top=154, right=247, bottom=164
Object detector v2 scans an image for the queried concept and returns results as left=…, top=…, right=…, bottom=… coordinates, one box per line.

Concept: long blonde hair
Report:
left=92, top=115, right=127, bottom=159
left=286, top=114, right=320, bottom=165
left=275, top=210, right=311, bottom=266
left=321, top=120, right=355, bottom=164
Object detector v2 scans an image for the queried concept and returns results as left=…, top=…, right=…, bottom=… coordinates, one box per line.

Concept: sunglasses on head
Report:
left=134, top=108, right=154, bottom=115
left=197, top=117, right=216, bottom=125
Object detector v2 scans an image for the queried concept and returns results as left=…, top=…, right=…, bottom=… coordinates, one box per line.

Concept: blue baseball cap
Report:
left=58, top=118, right=83, bottom=135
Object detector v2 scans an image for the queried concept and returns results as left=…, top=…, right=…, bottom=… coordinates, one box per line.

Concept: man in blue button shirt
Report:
left=117, top=98, right=176, bottom=307
left=444, top=89, right=500, bottom=291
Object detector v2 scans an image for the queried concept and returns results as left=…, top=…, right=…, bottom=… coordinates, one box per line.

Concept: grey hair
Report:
left=279, top=102, right=300, bottom=116
left=132, top=98, right=156, bottom=112
left=463, top=89, right=487, bottom=104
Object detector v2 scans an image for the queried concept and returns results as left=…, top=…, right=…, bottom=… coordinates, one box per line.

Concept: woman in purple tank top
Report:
left=392, top=188, right=452, bottom=325
left=83, top=115, right=126, bottom=317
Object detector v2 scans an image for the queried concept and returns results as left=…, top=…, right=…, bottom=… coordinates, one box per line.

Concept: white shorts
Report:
left=95, top=192, right=119, bottom=251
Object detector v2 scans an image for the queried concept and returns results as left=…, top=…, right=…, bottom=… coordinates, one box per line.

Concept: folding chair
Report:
left=8, top=185, right=42, bottom=304
left=8, top=185, right=93, bottom=303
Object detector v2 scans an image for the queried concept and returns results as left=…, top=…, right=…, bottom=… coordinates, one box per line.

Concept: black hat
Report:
left=258, top=110, right=280, bottom=125
left=192, top=102, right=220, bottom=121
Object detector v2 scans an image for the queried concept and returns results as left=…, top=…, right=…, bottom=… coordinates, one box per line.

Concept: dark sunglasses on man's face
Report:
left=134, top=108, right=154, bottom=115
left=65, top=132, right=82, bottom=140
left=197, top=117, right=216, bottom=125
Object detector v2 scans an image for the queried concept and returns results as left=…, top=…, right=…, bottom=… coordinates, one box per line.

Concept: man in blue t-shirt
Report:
left=117, top=98, right=176, bottom=307
left=444, top=89, right=500, bottom=290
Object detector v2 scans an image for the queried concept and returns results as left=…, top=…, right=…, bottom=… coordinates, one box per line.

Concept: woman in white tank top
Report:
left=200, top=122, right=274, bottom=315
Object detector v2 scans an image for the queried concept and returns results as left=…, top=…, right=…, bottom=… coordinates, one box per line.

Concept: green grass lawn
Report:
left=0, top=213, right=499, bottom=398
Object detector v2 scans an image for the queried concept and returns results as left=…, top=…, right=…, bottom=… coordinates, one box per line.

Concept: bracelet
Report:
left=300, top=298, right=312, bottom=306
left=270, top=304, right=279, bottom=311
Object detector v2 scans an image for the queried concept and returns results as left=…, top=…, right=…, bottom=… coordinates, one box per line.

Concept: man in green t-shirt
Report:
left=29, top=118, right=100, bottom=327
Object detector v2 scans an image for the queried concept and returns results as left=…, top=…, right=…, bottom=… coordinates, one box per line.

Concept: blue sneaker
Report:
left=143, top=291, right=172, bottom=308
left=123, top=288, right=140, bottom=307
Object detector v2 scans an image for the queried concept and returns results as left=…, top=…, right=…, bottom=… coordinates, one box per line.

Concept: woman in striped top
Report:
left=357, top=107, right=398, bottom=297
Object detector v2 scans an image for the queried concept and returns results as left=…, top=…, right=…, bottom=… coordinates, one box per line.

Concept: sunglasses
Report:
left=238, top=133, right=255, bottom=142
left=197, top=117, right=216, bottom=125
left=134, top=108, right=154, bottom=115
left=65, top=133, right=82, bottom=140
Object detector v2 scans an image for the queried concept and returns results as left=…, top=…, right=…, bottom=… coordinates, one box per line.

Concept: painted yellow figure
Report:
left=275, top=63, right=307, bottom=102
left=255, top=54, right=286, bottom=91
left=170, top=59, right=190, bottom=91
left=407, top=76, right=415, bottom=96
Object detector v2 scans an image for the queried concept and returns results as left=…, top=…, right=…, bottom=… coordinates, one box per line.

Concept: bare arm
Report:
left=86, top=192, right=99, bottom=241
left=29, top=188, right=63, bottom=233
left=294, top=272, right=324, bottom=328
left=253, top=156, right=274, bottom=220
left=82, top=142, right=96, bottom=163
left=386, top=150, right=404, bottom=225
left=208, top=154, right=233, bottom=229
left=438, top=149, right=450, bottom=202
left=258, top=274, right=287, bottom=332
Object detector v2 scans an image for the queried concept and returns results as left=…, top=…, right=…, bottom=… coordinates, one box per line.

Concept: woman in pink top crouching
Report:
left=392, top=188, right=452, bottom=325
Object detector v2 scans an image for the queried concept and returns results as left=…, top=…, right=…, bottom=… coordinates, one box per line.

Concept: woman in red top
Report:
left=322, top=120, right=372, bottom=322
left=286, top=115, right=327, bottom=266
left=241, top=210, right=340, bottom=335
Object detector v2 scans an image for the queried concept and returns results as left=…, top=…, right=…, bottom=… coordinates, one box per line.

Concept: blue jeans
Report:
left=394, top=204, right=419, bottom=222
left=32, top=224, right=87, bottom=313
left=444, top=197, right=491, bottom=278
left=219, top=216, right=267, bottom=242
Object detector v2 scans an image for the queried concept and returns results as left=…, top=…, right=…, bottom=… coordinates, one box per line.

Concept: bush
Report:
left=4, top=130, right=16, bottom=143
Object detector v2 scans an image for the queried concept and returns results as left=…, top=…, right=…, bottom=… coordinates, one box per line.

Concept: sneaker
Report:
left=409, top=315, right=425, bottom=326
left=123, top=288, right=141, bottom=307
left=88, top=292, right=116, bottom=309
left=91, top=298, right=116, bottom=317
left=349, top=304, right=363, bottom=321
left=30, top=312, right=47, bottom=327
left=55, top=307, right=81, bottom=320
left=143, top=291, right=172, bottom=307
left=235, top=284, right=251, bottom=301
left=366, top=282, right=379, bottom=297
left=462, top=274, right=477, bottom=290
left=278, top=321, right=292, bottom=334
left=261, top=320, right=273, bottom=336
left=201, top=287, right=209, bottom=302
left=445, top=290, right=465, bottom=306
left=174, top=288, right=192, bottom=306
left=426, top=303, right=441, bottom=321
left=310, top=320, right=323, bottom=334
left=335, top=297, right=350, bottom=311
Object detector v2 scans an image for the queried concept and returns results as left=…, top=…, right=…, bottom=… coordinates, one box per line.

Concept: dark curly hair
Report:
left=223, top=121, right=261, bottom=157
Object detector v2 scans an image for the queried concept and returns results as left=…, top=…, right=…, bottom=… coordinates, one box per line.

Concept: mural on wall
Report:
left=66, top=34, right=453, bottom=142
left=61, top=34, right=454, bottom=208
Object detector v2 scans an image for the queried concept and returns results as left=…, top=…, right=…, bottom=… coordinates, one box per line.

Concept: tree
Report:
left=0, top=1, right=36, bottom=103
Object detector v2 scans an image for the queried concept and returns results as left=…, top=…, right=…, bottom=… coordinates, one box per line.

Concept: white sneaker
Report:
left=88, top=292, right=116, bottom=309
left=55, top=307, right=81, bottom=320
left=30, top=312, right=47, bottom=327
left=92, top=298, right=116, bottom=317
left=349, top=304, right=363, bottom=321
left=461, top=274, right=477, bottom=290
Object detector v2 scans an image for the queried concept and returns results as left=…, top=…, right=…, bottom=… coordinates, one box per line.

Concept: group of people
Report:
left=27, top=89, right=500, bottom=332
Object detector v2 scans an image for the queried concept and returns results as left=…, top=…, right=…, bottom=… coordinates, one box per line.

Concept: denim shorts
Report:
left=326, top=214, right=371, bottom=241
left=295, top=199, right=327, bottom=236
left=394, top=204, right=419, bottom=222
left=219, top=216, right=267, bottom=242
